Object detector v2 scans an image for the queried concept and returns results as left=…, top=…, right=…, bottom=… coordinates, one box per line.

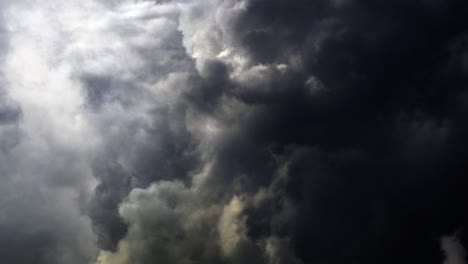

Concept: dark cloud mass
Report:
left=0, top=0, right=468, bottom=263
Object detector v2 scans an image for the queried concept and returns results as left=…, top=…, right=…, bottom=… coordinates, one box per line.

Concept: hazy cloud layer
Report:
left=0, top=0, right=467, bottom=263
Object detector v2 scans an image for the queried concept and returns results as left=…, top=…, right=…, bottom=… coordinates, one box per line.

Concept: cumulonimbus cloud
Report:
left=0, top=0, right=468, bottom=264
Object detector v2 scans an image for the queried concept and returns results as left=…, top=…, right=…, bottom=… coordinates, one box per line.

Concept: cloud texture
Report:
left=0, top=0, right=467, bottom=263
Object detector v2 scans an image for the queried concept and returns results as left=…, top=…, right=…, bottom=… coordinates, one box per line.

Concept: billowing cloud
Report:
left=0, top=0, right=467, bottom=263
left=442, top=235, right=466, bottom=264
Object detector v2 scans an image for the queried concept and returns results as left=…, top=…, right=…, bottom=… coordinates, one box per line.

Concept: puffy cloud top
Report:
left=0, top=0, right=467, bottom=264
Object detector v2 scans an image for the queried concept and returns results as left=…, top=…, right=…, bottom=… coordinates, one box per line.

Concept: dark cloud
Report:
left=98, top=0, right=468, bottom=262
left=0, top=0, right=467, bottom=263
left=209, top=0, right=468, bottom=263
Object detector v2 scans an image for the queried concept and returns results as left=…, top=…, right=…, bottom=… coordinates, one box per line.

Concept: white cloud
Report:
left=442, top=235, right=466, bottom=264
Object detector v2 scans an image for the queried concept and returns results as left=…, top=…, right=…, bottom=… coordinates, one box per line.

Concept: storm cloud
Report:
left=0, top=0, right=467, bottom=263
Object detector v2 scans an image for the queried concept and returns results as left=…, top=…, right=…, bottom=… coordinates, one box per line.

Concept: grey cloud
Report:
left=96, top=180, right=233, bottom=264
left=97, top=174, right=274, bottom=264
left=0, top=0, right=467, bottom=263
left=442, top=235, right=467, bottom=264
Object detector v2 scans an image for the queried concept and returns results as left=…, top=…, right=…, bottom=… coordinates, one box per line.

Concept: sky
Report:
left=0, top=0, right=467, bottom=263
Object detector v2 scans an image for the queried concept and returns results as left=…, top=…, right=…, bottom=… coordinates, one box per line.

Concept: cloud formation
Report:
left=0, top=0, right=467, bottom=263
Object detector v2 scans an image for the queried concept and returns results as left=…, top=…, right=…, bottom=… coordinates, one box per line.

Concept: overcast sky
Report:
left=0, top=0, right=468, bottom=263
